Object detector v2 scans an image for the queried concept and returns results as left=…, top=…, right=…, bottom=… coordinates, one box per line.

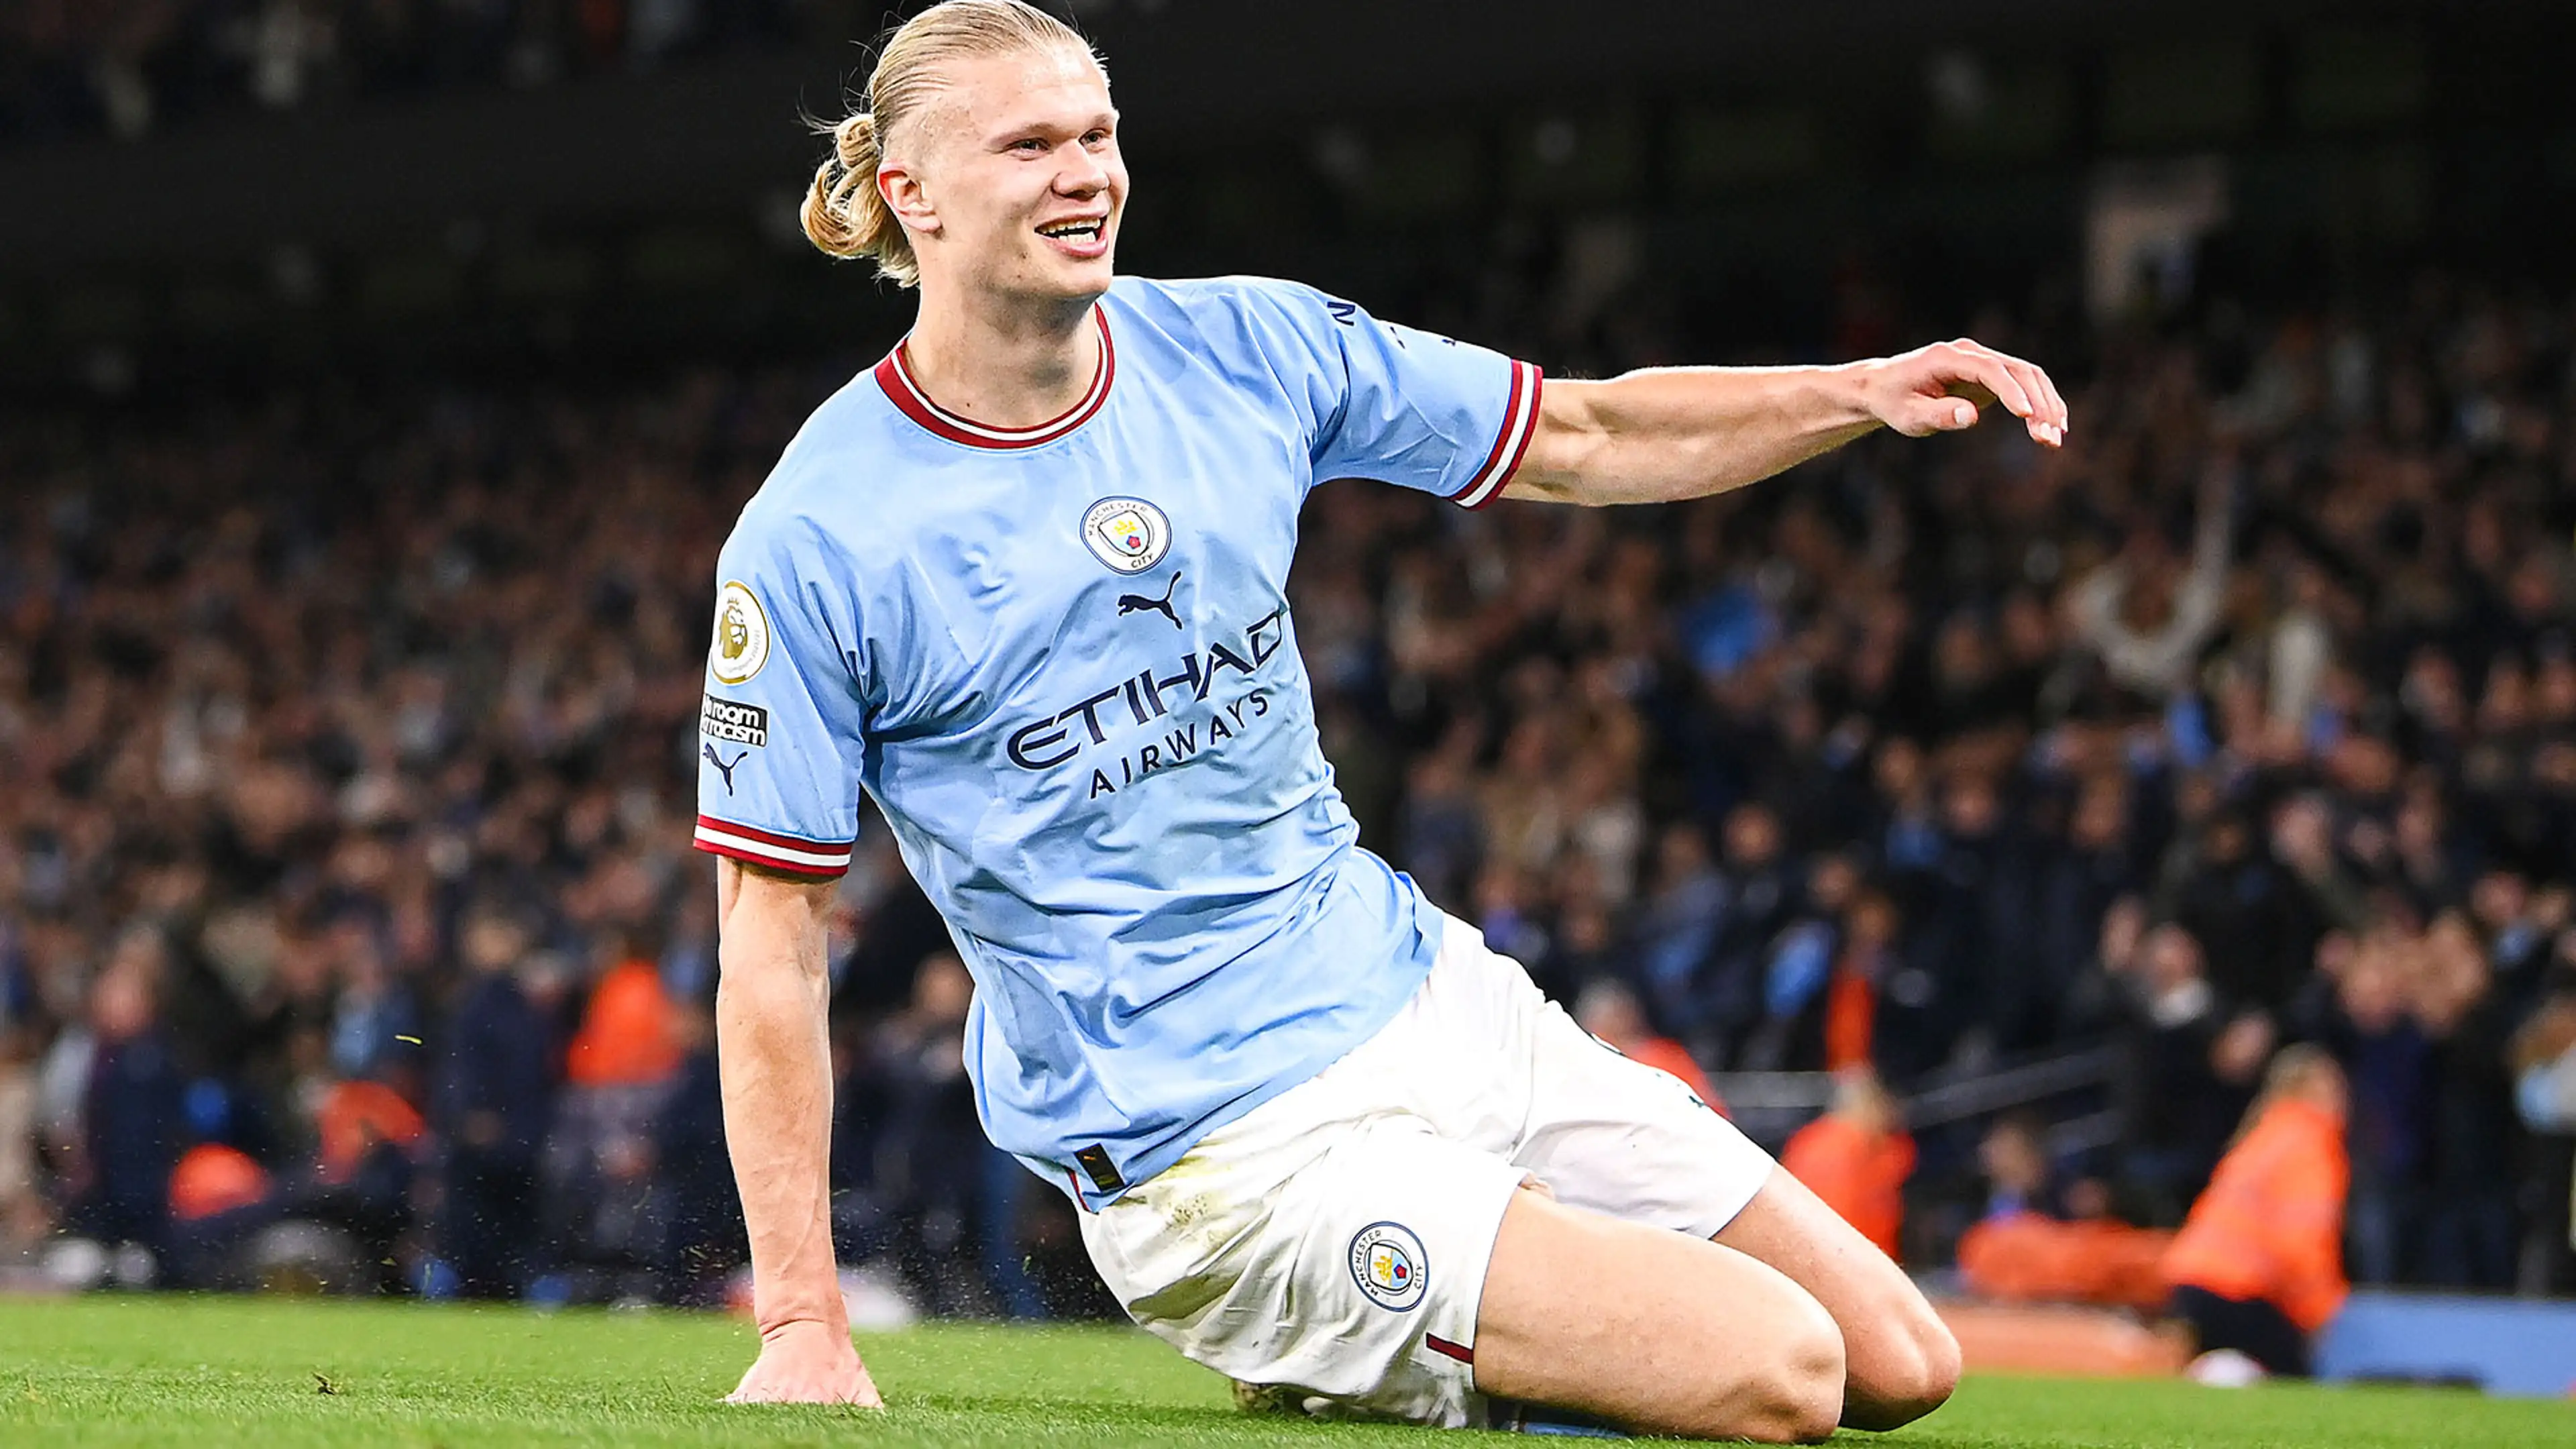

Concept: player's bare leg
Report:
left=1715, top=1166, right=1961, bottom=1430
left=716, top=861, right=883, bottom=1407
left=1472, top=1187, right=1845, bottom=1442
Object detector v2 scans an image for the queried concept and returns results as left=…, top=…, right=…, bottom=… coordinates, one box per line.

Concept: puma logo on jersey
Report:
left=1118, top=572, right=1183, bottom=629
left=702, top=743, right=746, bottom=794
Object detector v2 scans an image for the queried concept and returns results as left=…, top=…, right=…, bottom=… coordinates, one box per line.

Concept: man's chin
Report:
left=998, top=259, right=1117, bottom=309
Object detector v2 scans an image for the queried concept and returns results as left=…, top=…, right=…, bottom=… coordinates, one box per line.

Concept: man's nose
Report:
left=1056, top=150, right=1111, bottom=195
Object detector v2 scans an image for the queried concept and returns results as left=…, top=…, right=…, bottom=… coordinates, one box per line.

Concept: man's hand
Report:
left=727, top=1319, right=884, bottom=1407
left=1857, top=338, right=2068, bottom=446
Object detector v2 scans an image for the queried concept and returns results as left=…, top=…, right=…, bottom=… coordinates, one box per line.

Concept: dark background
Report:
left=7, top=0, right=2573, bottom=397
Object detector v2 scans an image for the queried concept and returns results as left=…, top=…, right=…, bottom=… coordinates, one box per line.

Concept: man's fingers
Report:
left=1943, top=339, right=2071, bottom=446
left=1894, top=394, right=1980, bottom=437
left=2004, top=360, right=2062, bottom=445
left=1944, top=344, right=2035, bottom=420
left=2031, top=368, right=2070, bottom=443
left=2001, top=356, right=2067, bottom=443
left=2029, top=360, right=2070, bottom=432
left=1876, top=340, right=2065, bottom=443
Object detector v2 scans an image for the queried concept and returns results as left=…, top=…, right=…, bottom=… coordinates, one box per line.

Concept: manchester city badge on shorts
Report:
left=709, top=581, right=771, bottom=685
left=1348, top=1222, right=1428, bottom=1312
left=1081, top=496, right=1173, bottom=575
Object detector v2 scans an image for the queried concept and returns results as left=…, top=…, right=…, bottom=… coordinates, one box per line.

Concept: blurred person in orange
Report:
left=2160, top=1045, right=2349, bottom=1379
left=1780, top=1069, right=1915, bottom=1260
left=566, top=954, right=684, bottom=1089
left=168, top=1142, right=272, bottom=1224
left=1956, top=1114, right=2170, bottom=1311
left=314, top=1076, right=427, bottom=1185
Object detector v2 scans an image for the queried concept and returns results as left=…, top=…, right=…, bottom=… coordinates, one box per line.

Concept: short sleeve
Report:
left=691, top=517, right=868, bottom=877
left=1240, top=279, right=1542, bottom=508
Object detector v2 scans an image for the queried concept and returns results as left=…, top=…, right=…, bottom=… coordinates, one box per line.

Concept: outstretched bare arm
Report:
left=716, top=856, right=880, bottom=1407
left=1504, top=337, right=2069, bottom=508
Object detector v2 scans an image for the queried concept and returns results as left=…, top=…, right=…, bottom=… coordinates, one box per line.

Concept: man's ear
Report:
left=881, top=164, right=941, bottom=241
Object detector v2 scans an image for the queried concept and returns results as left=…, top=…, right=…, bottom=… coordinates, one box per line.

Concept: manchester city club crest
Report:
left=1347, top=1221, right=1428, bottom=1312
left=1081, top=495, right=1173, bottom=575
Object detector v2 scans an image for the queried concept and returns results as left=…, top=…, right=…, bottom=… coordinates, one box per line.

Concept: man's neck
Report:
left=902, top=288, right=1102, bottom=429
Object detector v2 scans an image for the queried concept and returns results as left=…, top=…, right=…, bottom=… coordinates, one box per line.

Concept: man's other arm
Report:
left=716, top=856, right=881, bottom=1406
left=1505, top=339, right=2069, bottom=508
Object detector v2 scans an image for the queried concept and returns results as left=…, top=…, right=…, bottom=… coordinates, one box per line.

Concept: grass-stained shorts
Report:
left=1079, top=909, right=1776, bottom=1427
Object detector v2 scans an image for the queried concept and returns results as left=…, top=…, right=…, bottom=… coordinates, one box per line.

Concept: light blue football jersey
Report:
left=694, top=275, right=1543, bottom=1205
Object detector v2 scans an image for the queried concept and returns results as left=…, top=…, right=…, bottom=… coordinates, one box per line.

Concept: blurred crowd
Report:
left=0, top=369, right=1087, bottom=1311
left=0, top=0, right=820, bottom=144
left=5, top=263, right=2576, bottom=1311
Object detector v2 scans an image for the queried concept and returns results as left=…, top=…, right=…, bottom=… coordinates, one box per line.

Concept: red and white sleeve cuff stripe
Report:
left=692, top=815, right=854, bottom=877
left=1451, top=360, right=1544, bottom=510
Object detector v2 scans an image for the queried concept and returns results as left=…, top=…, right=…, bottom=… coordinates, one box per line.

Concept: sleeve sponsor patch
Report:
left=701, top=694, right=770, bottom=747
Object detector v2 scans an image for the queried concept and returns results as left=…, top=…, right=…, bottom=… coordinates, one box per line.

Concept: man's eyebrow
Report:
left=984, top=106, right=1120, bottom=143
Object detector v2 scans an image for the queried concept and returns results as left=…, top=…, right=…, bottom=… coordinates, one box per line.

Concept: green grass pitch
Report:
left=1, top=1296, right=2570, bottom=1446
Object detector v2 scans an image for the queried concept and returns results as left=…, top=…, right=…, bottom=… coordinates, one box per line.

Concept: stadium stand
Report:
left=6, top=262, right=2576, bottom=1310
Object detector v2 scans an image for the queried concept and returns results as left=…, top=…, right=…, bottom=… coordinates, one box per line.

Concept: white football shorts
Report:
left=1079, top=908, right=1778, bottom=1427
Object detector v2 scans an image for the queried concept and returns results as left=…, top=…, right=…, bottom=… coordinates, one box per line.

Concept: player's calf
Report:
left=1474, top=1189, right=1846, bottom=1443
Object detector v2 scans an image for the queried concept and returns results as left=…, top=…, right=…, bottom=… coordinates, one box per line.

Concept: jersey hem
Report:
left=1450, top=360, right=1543, bottom=509
left=1026, top=909, right=1442, bottom=1212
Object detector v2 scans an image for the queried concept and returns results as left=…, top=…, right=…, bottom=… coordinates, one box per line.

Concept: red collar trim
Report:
left=874, top=306, right=1114, bottom=449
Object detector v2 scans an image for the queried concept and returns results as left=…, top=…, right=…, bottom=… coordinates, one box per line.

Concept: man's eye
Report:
left=1083, top=129, right=1111, bottom=147
left=1012, top=138, right=1048, bottom=154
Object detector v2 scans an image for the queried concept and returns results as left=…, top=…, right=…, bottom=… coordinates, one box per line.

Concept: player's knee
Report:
left=1720, top=1299, right=1845, bottom=1444
left=1855, top=1303, right=1961, bottom=1428
left=1770, top=1315, right=1849, bottom=1443
left=1896, top=1311, right=1962, bottom=1418
left=1913, top=1311, right=1964, bottom=1409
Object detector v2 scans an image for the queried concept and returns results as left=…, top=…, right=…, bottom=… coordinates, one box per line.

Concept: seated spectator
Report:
left=162, top=1141, right=278, bottom=1291
left=168, top=1142, right=271, bottom=1226
left=308, top=1069, right=426, bottom=1291
left=314, top=1075, right=426, bottom=1188
left=1957, top=1114, right=2170, bottom=1310
left=1976, top=1112, right=2068, bottom=1223
left=2161, top=1046, right=2351, bottom=1381
left=1781, top=1067, right=1914, bottom=1260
